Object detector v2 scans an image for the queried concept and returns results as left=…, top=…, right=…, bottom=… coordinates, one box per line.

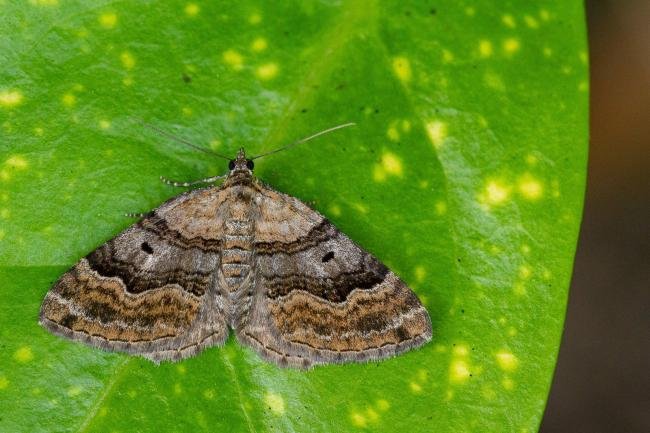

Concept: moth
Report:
left=39, top=124, right=432, bottom=368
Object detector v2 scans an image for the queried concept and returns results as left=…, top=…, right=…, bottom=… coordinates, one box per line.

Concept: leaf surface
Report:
left=0, top=1, right=588, bottom=432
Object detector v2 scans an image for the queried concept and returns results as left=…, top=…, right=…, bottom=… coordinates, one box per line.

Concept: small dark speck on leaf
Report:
left=182, top=73, right=191, bottom=83
left=430, top=8, right=437, bottom=15
left=301, top=108, right=308, bottom=113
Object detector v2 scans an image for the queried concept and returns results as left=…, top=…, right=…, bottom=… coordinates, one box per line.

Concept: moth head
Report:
left=229, top=148, right=254, bottom=173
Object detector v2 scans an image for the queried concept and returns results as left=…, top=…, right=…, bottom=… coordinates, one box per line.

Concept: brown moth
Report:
left=39, top=125, right=432, bottom=368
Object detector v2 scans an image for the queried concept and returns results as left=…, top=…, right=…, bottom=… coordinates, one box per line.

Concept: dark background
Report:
left=540, top=1, right=649, bottom=432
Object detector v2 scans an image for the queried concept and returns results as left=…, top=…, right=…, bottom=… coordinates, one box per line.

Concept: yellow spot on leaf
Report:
left=29, top=0, right=59, bottom=5
left=445, top=389, right=454, bottom=401
left=465, top=6, right=475, bottom=16
left=426, top=120, right=447, bottom=149
left=525, top=154, right=538, bottom=165
left=502, top=377, right=515, bottom=390
left=449, top=344, right=472, bottom=384
left=376, top=151, right=403, bottom=181
left=518, top=174, right=544, bottom=200
left=350, top=411, right=367, bottom=427
left=414, top=266, right=426, bottom=283
left=543, top=47, right=553, bottom=57
left=365, top=407, right=379, bottom=422
left=513, top=282, right=527, bottom=296
left=329, top=204, right=341, bottom=217
left=99, top=12, right=117, bottom=29
left=184, top=3, right=199, bottom=16
left=524, top=15, right=539, bottom=29
left=435, top=200, right=447, bottom=215
left=540, top=9, right=551, bottom=21
left=251, top=37, right=267, bottom=52
left=123, top=76, right=134, bottom=86
left=0, top=229, right=5, bottom=240
left=496, top=350, right=519, bottom=372
left=62, top=93, right=76, bottom=107
left=502, top=14, right=516, bottom=28
left=67, top=385, right=82, bottom=397
left=223, top=50, right=244, bottom=70
left=265, top=393, right=285, bottom=415
left=99, top=119, right=111, bottom=130
left=14, top=346, right=34, bottom=363
left=256, top=62, right=279, bottom=80
left=482, top=385, right=497, bottom=400
left=352, top=202, right=368, bottom=214
left=479, top=180, right=511, bottom=207
left=449, top=360, right=471, bottom=384
left=176, top=365, right=186, bottom=374
left=203, top=388, right=215, bottom=399
left=0, top=90, right=24, bottom=108
left=0, top=376, right=8, bottom=389
left=376, top=399, right=390, bottom=411
left=120, top=51, right=136, bottom=70
left=5, top=155, right=28, bottom=169
left=409, top=381, right=423, bottom=393
left=519, top=265, right=532, bottom=279
left=442, top=49, right=454, bottom=63
left=387, top=126, right=399, bottom=141
left=392, top=57, right=412, bottom=83
left=174, top=383, right=182, bottom=394
left=484, top=72, right=505, bottom=91
left=479, top=39, right=493, bottom=58
left=248, top=13, right=262, bottom=24
left=503, top=38, right=521, bottom=55
left=0, top=209, right=10, bottom=219
left=452, top=344, right=469, bottom=356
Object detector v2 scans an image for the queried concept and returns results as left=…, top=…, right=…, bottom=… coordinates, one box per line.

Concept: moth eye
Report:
left=322, top=251, right=335, bottom=263
left=228, top=160, right=235, bottom=170
left=246, top=160, right=254, bottom=170
left=141, top=242, right=154, bottom=254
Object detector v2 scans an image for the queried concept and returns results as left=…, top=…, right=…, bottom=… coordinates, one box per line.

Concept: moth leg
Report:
left=160, top=174, right=227, bottom=187
left=124, top=212, right=149, bottom=218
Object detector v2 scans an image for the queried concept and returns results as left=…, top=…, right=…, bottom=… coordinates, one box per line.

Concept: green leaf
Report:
left=0, top=1, right=587, bottom=432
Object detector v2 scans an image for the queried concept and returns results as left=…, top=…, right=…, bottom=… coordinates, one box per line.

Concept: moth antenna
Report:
left=132, top=118, right=232, bottom=161
left=250, top=122, right=356, bottom=160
